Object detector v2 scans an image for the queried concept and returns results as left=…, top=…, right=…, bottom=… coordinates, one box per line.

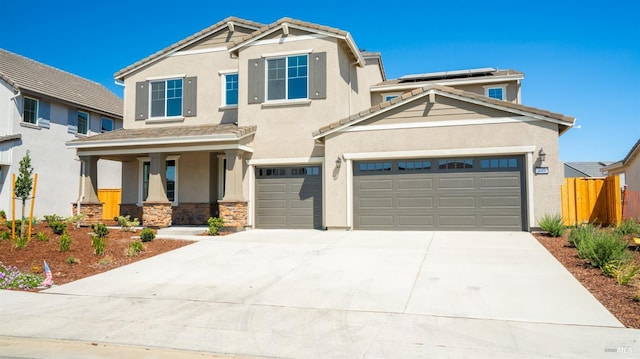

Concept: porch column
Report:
left=143, top=153, right=172, bottom=227
left=218, top=149, right=247, bottom=230
left=72, top=155, right=103, bottom=225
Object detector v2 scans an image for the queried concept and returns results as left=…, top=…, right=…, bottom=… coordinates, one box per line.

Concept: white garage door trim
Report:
left=342, top=146, right=536, bottom=230
left=247, top=157, right=324, bottom=228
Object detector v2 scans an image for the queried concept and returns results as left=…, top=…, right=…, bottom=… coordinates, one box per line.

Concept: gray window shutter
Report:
left=309, top=52, right=327, bottom=99
left=248, top=58, right=264, bottom=104
left=183, top=77, right=197, bottom=117
left=135, top=81, right=149, bottom=120
left=67, top=108, right=78, bottom=134
left=38, top=101, right=50, bottom=129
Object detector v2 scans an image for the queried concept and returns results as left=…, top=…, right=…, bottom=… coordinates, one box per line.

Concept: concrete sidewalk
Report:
left=0, top=230, right=638, bottom=358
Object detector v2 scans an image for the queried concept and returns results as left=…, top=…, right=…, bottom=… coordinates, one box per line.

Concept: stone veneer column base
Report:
left=71, top=202, right=103, bottom=226
left=218, top=200, right=248, bottom=231
left=172, top=203, right=212, bottom=225
left=142, top=202, right=173, bottom=228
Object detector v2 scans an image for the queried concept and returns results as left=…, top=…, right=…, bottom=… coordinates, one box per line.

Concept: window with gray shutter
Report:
left=135, top=81, right=149, bottom=120
left=309, top=52, right=326, bottom=99
left=183, top=77, right=197, bottom=117
left=38, top=101, right=50, bottom=129
left=67, top=109, right=78, bottom=134
left=247, top=58, right=265, bottom=104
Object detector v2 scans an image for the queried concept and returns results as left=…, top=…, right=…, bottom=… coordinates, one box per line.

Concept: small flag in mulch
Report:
left=41, top=260, right=53, bottom=287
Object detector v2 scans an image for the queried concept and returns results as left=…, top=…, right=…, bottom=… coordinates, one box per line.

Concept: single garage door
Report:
left=354, top=156, right=526, bottom=231
left=255, top=166, right=322, bottom=229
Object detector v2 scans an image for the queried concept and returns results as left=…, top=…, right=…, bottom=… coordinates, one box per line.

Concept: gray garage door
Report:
left=354, top=157, right=526, bottom=231
left=255, top=166, right=322, bottom=229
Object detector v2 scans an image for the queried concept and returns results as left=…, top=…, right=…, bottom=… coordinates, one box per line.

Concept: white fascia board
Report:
left=601, top=161, right=624, bottom=171
left=76, top=144, right=253, bottom=157
left=66, top=132, right=253, bottom=149
left=170, top=47, right=228, bottom=57
left=341, top=116, right=539, bottom=133
left=370, top=74, right=524, bottom=92
left=247, top=157, right=324, bottom=166
left=342, top=146, right=537, bottom=161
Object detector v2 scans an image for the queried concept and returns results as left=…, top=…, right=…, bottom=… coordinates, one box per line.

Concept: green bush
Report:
left=65, top=256, right=80, bottom=265
left=567, top=224, right=597, bottom=248
left=91, top=223, right=109, bottom=239
left=14, top=235, right=28, bottom=249
left=538, top=213, right=565, bottom=237
left=36, top=231, right=48, bottom=241
left=0, top=262, right=43, bottom=290
left=0, top=231, right=9, bottom=241
left=44, top=214, right=64, bottom=223
left=208, top=217, right=224, bottom=235
left=602, top=260, right=640, bottom=285
left=49, top=221, right=67, bottom=235
left=126, top=241, right=145, bottom=257
left=59, top=233, right=72, bottom=252
left=576, top=231, right=630, bottom=268
left=11, top=220, right=21, bottom=237
left=117, top=215, right=140, bottom=232
left=140, top=228, right=155, bottom=242
left=615, top=219, right=640, bottom=237
left=91, top=235, right=106, bottom=255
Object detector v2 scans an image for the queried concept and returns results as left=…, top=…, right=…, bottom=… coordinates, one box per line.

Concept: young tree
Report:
left=14, top=150, right=34, bottom=236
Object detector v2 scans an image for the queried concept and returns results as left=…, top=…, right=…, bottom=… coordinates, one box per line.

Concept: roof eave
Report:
left=370, top=73, right=525, bottom=92
left=66, top=131, right=255, bottom=150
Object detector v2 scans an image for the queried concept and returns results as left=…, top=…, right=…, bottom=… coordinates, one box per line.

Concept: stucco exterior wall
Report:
left=609, top=155, right=640, bottom=191
left=323, top=117, right=562, bottom=229
left=454, top=81, right=519, bottom=103
left=178, top=152, right=211, bottom=203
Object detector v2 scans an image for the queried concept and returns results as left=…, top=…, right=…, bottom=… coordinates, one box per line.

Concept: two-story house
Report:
left=0, top=49, right=122, bottom=218
left=67, top=17, right=574, bottom=231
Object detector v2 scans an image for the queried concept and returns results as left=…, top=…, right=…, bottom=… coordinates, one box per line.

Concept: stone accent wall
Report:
left=71, top=202, right=103, bottom=226
left=172, top=203, right=211, bottom=225
left=142, top=202, right=172, bottom=228
left=218, top=200, right=248, bottom=231
left=119, top=204, right=143, bottom=223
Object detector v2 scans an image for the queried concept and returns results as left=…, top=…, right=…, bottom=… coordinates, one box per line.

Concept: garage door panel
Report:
left=438, top=177, right=475, bottom=190
left=398, top=215, right=434, bottom=227
left=480, top=176, right=520, bottom=188
left=480, top=215, right=522, bottom=227
left=397, top=197, right=433, bottom=209
left=480, top=196, right=521, bottom=208
left=438, top=215, right=477, bottom=227
left=256, top=199, right=287, bottom=210
left=438, top=196, right=476, bottom=208
left=257, top=183, right=288, bottom=193
left=358, top=179, right=394, bottom=191
left=397, top=178, right=433, bottom=190
left=358, top=215, right=394, bottom=226
left=358, top=198, right=394, bottom=209
left=256, top=215, right=288, bottom=226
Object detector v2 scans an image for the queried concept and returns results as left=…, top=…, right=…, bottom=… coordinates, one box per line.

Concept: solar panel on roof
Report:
left=398, top=67, right=496, bottom=81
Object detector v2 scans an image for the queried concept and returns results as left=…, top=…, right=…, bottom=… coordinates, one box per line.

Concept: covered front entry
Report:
left=255, top=166, right=323, bottom=229
left=353, top=156, right=526, bottom=231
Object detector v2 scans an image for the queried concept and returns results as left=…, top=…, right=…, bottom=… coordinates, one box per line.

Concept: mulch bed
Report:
left=534, top=233, right=640, bottom=328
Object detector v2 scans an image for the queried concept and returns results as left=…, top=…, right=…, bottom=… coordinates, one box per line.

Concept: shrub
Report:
left=49, top=221, right=67, bottom=235
left=14, top=235, right=28, bottom=249
left=91, top=223, right=109, bottom=239
left=59, top=233, right=72, bottom=252
left=36, top=231, right=48, bottom=241
left=567, top=224, right=597, bottom=248
left=117, top=215, right=140, bottom=232
left=0, top=210, right=5, bottom=219
left=126, top=241, right=145, bottom=257
left=11, top=219, right=21, bottom=237
left=65, top=256, right=80, bottom=264
left=0, top=231, right=9, bottom=241
left=0, top=262, right=43, bottom=290
left=44, top=214, right=64, bottom=223
left=615, top=219, right=640, bottom=237
left=98, top=255, right=114, bottom=266
left=91, top=235, right=106, bottom=256
left=140, top=228, right=155, bottom=242
left=602, top=260, right=640, bottom=285
left=576, top=231, right=630, bottom=268
left=208, top=217, right=224, bottom=235
left=538, top=214, right=565, bottom=237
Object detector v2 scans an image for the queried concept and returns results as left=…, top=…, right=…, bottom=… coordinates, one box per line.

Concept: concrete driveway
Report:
left=1, top=230, right=638, bottom=358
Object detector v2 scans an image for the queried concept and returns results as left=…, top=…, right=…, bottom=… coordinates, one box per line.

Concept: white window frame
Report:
left=77, top=110, right=90, bottom=135
left=264, top=53, right=309, bottom=102
left=484, top=84, right=507, bottom=101
left=22, top=96, right=39, bottom=124
left=218, top=69, right=238, bottom=109
left=101, top=117, right=114, bottom=132
left=148, top=77, right=184, bottom=118
left=137, top=155, right=180, bottom=206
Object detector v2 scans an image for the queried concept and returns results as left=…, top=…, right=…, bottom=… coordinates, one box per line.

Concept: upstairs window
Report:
left=23, top=97, right=38, bottom=124
left=77, top=111, right=89, bottom=135
left=267, top=54, right=308, bottom=101
left=151, top=79, right=183, bottom=117
left=224, top=73, right=238, bottom=106
left=485, top=86, right=506, bottom=100
left=101, top=118, right=113, bottom=132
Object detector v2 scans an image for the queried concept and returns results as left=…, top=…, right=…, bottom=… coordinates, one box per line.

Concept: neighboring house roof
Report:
left=66, top=124, right=256, bottom=149
left=114, top=17, right=264, bottom=80
left=602, top=138, right=640, bottom=172
left=0, top=48, right=122, bottom=118
left=372, top=68, right=524, bottom=92
left=313, top=84, right=575, bottom=139
left=564, top=162, right=613, bottom=178
left=228, top=17, right=365, bottom=67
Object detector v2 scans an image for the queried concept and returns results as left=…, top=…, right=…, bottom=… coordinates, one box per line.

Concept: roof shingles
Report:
left=69, top=124, right=256, bottom=144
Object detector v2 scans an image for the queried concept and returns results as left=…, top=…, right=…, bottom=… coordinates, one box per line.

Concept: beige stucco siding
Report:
left=177, top=152, right=210, bottom=202
left=121, top=160, right=139, bottom=204
left=184, top=27, right=255, bottom=51
left=609, top=155, right=640, bottom=191
left=323, top=119, right=562, bottom=229
left=454, top=81, right=519, bottom=103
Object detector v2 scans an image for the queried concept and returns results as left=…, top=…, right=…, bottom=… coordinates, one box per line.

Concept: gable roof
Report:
left=372, top=69, right=524, bottom=92
left=602, top=138, right=640, bottom=172
left=228, top=17, right=365, bottom=67
left=0, top=48, right=122, bottom=117
left=313, top=84, right=575, bottom=139
left=564, top=162, right=613, bottom=178
left=114, top=17, right=263, bottom=80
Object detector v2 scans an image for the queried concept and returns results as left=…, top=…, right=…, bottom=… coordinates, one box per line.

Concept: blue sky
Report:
left=2, top=0, right=638, bottom=161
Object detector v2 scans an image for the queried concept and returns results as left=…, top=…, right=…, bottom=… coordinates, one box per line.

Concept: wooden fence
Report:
left=97, top=188, right=121, bottom=220
left=623, top=190, right=640, bottom=220
left=560, top=176, right=621, bottom=226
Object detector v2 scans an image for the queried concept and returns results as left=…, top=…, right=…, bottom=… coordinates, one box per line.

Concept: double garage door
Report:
left=354, top=156, right=526, bottom=231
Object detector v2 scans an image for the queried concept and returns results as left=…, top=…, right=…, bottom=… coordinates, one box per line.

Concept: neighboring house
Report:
left=0, top=49, right=123, bottom=218
left=66, top=17, right=575, bottom=231
left=603, top=139, right=640, bottom=191
left=564, top=162, right=612, bottom=178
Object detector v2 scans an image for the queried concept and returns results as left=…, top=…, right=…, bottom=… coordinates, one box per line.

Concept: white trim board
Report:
left=170, top=47, right=227, bottom=57
left=341, top=116, right=538, bottom=133
left=247, top=157, right=324, bottom=166
left=76, top=144, right=253, bottom=157
left=342, top=146, right=536, bottom=161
